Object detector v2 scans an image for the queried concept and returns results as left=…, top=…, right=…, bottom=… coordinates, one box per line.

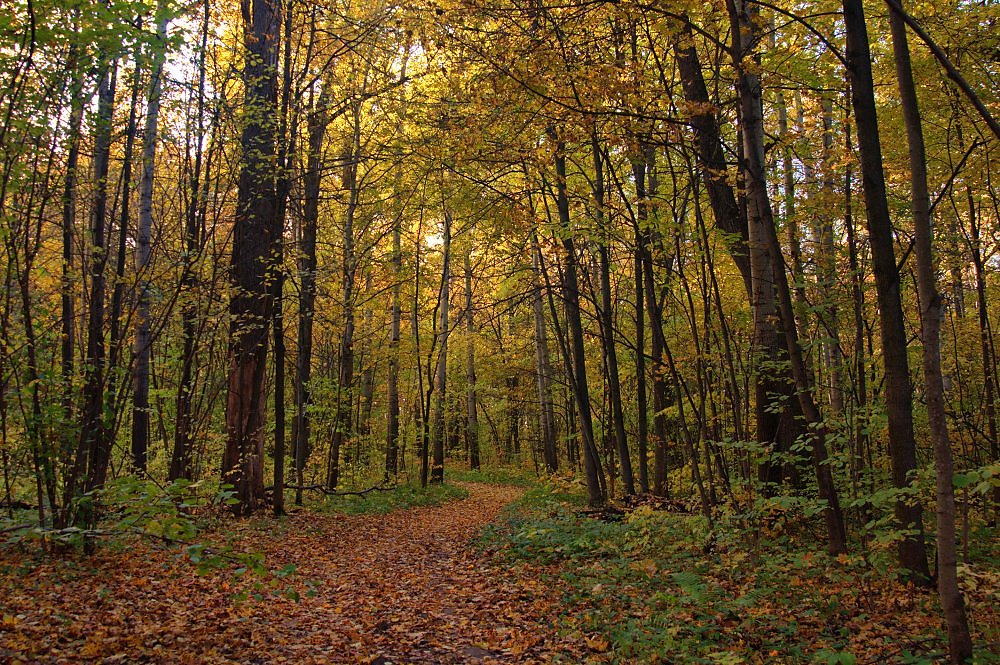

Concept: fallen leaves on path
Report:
left=0, top=483, right=583, bottom=664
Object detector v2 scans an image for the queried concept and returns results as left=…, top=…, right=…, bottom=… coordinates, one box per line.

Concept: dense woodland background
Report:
left=0, top=0, right=998, bottom=661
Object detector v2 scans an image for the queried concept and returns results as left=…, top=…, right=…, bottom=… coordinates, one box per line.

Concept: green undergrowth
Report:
left=448, top=465, right=539, bottom=487
left=479, top=481, right=998, bottom=664
left=316, top=482, right=468, bottom=515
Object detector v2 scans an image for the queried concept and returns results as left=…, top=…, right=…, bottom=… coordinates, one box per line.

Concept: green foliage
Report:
left=479, top=483, right=976, bottom=663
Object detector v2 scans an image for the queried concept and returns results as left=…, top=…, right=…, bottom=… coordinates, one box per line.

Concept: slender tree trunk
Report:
left=58, top=36, right=83, bottom=527
left=531, top=234, right=558, bottom=472
left=108, top=42, right=142, bottom=409
left=385, top=177, right=402, bottom=479
left=820, top=97, right=845, bottom=416
left=631, top=154, right=650, bottom=493
left=78, top=60, right=117, bottom=508
left=171, top=0, right=211, bottom=482
left=294, top=88, right=328, bottom=503
left=889, top=3, right=973, bottom=657
left=271, top=0, right=295, bottom=516
left=465, top=250, right=480, bottom=470
left=592, top=135, right=635, bottom=496
left=431, top=211, right=451, bottom=484
left=328, top=110, right=361, bottom=492
left=133, top=11, right=169, bottom=473
left=673, top=23, right=801, bottom=489
left=549, top=129, right=603, bottom=506
left=843, top=0, right=932, bottom=579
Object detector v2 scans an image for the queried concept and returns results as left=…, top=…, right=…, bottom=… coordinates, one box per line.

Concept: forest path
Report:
left=0, top=482, right=578, bottom=664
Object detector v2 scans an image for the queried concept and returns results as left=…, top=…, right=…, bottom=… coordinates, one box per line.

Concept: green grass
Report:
left=317, top=482, right=468, bottom=515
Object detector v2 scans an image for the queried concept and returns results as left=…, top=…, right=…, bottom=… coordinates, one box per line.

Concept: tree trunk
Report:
left=729, top=0, right=846, bottom=554
left=549, top=129, right=604, bottom=506
left=843, top=0, right=932, bottom=580
left=171, top=0, right=211, bottom=482
left=431, top=211, right=451, bottom=484
left=531, top=234, right=558, bottom=473
left=888, top=2, right=973, bottom=657
left=328, top=110, right=361, bottom=492
left=78, top=60, right=116, bottom=510
left=293, top=88, right=328, bottom=503
left=271, top=0, right=295, bottom=517
left=133, top=11, right=169, bottom=473
left=465, top=250, right=480, bottom=470
left=631, top=153, right=650, bottom=493
left=224, top=0, right=280, bottom=514
left=592, top=135, right=635, bottom=496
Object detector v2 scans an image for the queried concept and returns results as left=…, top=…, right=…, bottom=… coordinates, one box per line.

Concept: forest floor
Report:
left=1, top=479, right=998, bottom=664
left=0, top=482, right=584, bottom=664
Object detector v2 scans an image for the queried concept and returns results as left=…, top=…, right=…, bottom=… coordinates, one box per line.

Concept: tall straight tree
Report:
left=592, top=134, right=635, bottom=496
left=531, top=231, right=558, bottom=473
left=548, top=129, right=604, bottom=507
left=842, top=0, right=932, bottom=581
left=430, top=209, right=451, bottom=485
left=327, top=103, right=362, bottom=492
left=293, top=86, right=328, bottom=503
left=888, top=1, right=973, bottom=657
left=464, top=250, right=480, bottom=470
left=171, top=0, right=211, bottom=481
left=224, top=0, right=280, bottom=514
left=133, top=7, right=170, bottom=473
left=75, top=57, right=117, bottom=517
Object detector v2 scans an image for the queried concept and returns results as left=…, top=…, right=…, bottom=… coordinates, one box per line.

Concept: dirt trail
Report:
left=0, top=483, right=576, bottom=664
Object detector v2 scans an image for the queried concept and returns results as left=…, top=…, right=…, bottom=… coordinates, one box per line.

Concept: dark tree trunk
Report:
left=329, top=114, right=361, bottom=492
left=888, top=2, right=973, bottom=657
left=531, top=234, right=558, bottom=473
left=465, top=251, right=480, bottom=470
left=293, top=88, right=328, bottom=503
left=171, top=0, right=211, bottom=482
left=592, top=135, right=635, bottom=496
left=271, top=0, right=295, bottom=517
left=729, top=0, right=846, bottom=554
left=631, top=153, right=650, bottom=493
left=431, top=211, right=451, bottom=484
left=133, top=11, right=169, bottom=473
left=843, top=0, right=932, bottom=580
left=549, top=129, right=604, bottom=506
left=78, top=60, right=117, bottom=510
left=673, top=21, right=801, bottom=489
left=224, top=0, right=280, bottom=514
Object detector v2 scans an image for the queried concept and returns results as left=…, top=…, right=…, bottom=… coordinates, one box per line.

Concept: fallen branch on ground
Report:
left=265, top=483, right=397, bottom=497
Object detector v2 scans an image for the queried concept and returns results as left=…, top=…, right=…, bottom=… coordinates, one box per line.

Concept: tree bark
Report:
left=224, top=0, right=280, bottom=514
left=842, top=0, right=932, bottom=580
left=549, top=129, right=604, bottom=506
left=293, top=88, right=328, bottom=502
left=431, top=210, right=451, bottom=484
left=465, top=250, right=480, bottom=470
left=531, top=233, right=558, bottom=473
left=729, top=0, right=846, bottom=553
left=133, top=10, right=169, bottom=473
left=888, top=2, right=973, bottom=657
left=592, top=134, right=635, bottom=496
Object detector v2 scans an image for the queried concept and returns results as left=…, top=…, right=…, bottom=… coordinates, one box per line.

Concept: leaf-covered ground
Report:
left=1, top=481, right=997, bottom=664
left=0, top=483, right=582, bottom=664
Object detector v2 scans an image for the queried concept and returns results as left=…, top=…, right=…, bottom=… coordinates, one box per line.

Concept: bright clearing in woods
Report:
left=0, top=0, right=998, bottom=662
